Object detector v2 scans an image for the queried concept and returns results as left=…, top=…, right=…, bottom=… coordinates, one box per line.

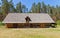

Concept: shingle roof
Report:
left=2, top=13, right=55, bottom=23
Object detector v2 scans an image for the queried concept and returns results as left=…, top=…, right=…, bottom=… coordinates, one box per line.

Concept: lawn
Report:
left=0, top=21, right=60, bottom=38
left=0, top=28, right=60, bottom=38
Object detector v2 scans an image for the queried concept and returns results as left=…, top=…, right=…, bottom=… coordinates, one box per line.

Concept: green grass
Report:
left=56, top=20, right=60, bottom=28
left=0, top=21, right=5, bottom=28
left=56, top=20, right=60, bottom=25
left=0, top=21, right=4, bottom=26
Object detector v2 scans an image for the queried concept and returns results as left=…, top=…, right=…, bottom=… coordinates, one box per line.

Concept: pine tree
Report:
left=36, top=2, right=41, bottom=13
left=9, top=0, right=17, bottom=13
left=1, top=0, right=10, bottom=15
left=31, top=2, right=37, bottom=13
left=47, top=4, right=51, bottom=14
left=16, top=2, right=22, bottom=13
left=41, top=2, right=47, bottom=13
left=22, top=5, right=28, bottom=13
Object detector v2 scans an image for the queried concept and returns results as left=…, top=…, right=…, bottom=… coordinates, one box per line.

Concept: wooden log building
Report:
left=2, top=13, right=56, bottom=28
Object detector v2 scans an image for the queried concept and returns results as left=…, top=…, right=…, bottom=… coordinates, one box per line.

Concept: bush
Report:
left=56, top=20, right=60, bottom=25
left=0, top=21, right=4, bottom=26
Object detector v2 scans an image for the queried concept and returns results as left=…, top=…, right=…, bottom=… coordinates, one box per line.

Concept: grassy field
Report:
left=0, top=21, right=60, bottom=38
left=0, top=28, right=60, bottom=38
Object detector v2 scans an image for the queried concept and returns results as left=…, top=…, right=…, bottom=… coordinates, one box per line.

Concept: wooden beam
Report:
left=40, top=23, right=45, bottom=28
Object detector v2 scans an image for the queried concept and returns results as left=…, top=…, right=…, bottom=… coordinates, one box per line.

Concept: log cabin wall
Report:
left=5, top=23, right=13, bottom=28
left=40, top=23, right=45, bottom=28
left=18, top=23, right=25, bottom=28
left=39, top=23, right=52, bottom=28
left=6, top=23, right=26, bottom=28
left=5, top=23, right=51, bottom=28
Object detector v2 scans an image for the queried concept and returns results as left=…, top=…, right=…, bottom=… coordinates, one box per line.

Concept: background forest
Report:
left=0, top=0, right=60, bottom=22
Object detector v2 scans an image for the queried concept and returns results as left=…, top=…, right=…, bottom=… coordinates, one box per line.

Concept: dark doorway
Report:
left=13, top=24, right=18, bottom=28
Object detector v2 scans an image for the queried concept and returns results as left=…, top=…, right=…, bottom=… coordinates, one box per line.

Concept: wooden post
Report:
left=26, top=21, right=30, bottom=28
left=40, top=23, right=45, bottom=28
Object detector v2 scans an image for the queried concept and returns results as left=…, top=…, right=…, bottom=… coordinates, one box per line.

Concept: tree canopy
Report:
left=0, top=0, right=60, bottom=21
